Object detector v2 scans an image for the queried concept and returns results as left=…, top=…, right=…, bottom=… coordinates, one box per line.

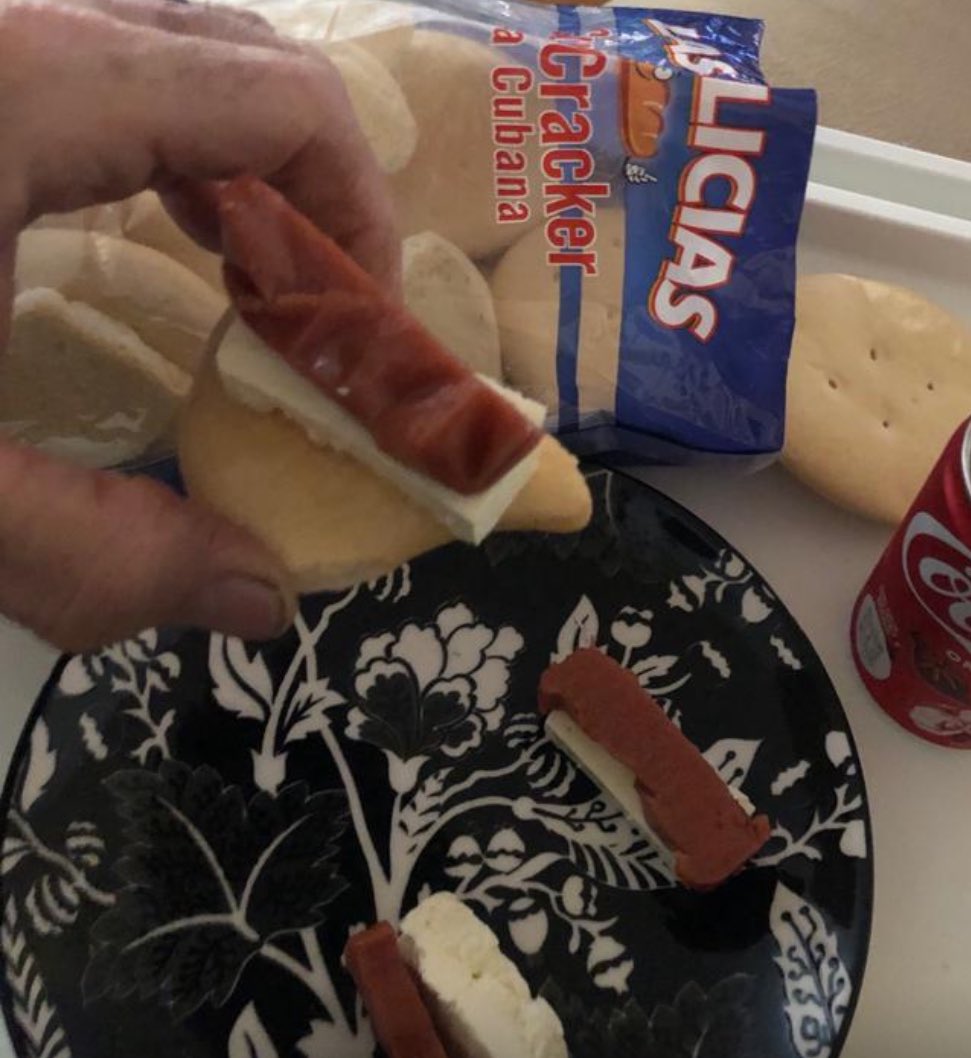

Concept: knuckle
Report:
left=0, top=1, right=48, bottom=44
left=21, top=474, right=179, bottom=652
left=0, top=3, right=44, bottom=94
left=158, top=1, right=273, bottom=43
left=0, top=445, right=52, bottom=534
left=258, top=54, right=339, bottom=147
left=17, top=543, right=122, bottom=652
left=0, top=452, right=200, bottom=653
left=0, top=1, right=88, bottom=63
left=33, top=603, right=112, bottom=656
left=210, top=3, right=275, bottom=34
left=291, top=50, right=348, bottom=110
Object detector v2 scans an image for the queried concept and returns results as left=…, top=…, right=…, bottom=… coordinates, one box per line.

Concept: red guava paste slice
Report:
left=344, top=921, right=449, bottom=1058
left=539, top=648, right=771, bottom=890
left=217, top=177, right=541, bottom=495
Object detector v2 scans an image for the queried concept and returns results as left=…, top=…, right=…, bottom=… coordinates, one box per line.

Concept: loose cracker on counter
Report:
left=783, top=274, right=971, bottom=524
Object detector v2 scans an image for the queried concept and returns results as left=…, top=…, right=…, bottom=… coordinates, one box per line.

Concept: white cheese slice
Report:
left=729, top=785, right=756, bottom=816
left=544, top=710, right=755, bottom=852
left=216, top=317, right=545, bottom=544
left=398, top=892, right=567, bottom=1058
left=544, top=710, right=672, bottom=859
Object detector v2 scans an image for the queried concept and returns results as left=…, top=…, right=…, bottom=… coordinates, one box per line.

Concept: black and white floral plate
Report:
left=0, top=468, right=872, bottom=1058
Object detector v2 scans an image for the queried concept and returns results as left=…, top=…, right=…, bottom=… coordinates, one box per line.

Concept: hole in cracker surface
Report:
left=882, top=420, right=890, bottom=429
left=870, top=348, right=878, bottom=361
left=828, top=378, right=838, bottom=390
left=927, top=381, right=935, bottom=391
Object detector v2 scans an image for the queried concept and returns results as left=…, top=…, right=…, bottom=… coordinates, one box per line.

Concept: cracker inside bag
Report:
left=12, top=0, right=817, bottom=476
left=403, top=231, right=501, bottom=378
left=5, top=228, right=226, bottom=468
left=211, top=0, right=816, bottom=467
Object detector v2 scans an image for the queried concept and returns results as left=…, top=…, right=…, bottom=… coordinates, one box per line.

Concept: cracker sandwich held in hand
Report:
left=178, top=177, right=591, bottom=592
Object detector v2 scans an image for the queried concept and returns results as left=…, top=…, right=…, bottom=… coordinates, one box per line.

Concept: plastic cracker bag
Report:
left=227, top=0, right=817, bottom=467
left=19, top=0, right=816, bottom=472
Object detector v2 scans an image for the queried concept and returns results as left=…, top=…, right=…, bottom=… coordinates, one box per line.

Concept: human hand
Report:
left=0, top=0, right=398, bottom=651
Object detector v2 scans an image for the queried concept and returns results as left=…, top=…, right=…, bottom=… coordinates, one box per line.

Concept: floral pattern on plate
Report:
left=0, top=467, right=871, bottom=1058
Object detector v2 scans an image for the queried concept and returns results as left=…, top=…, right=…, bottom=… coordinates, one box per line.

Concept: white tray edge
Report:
left=805, top=180, right=971, bottom=246
left=810, top=126, right=971, bottom=225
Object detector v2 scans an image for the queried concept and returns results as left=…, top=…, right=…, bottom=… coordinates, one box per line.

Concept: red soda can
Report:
left=851, top=416, right=971, bottom=747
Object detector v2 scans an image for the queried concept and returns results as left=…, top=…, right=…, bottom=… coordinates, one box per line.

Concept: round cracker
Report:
left=783, top=274, right=971, bottom=524
left=214, top=0, right=415, bottom=70
left=391, top=29, right=542, bottom=260
left=120, top=192, right=224, bottom=290
left=203, top=0, right=414, bottom=74
left=179, top=343, right=591, bottom=593
left=491, top=209, right=625, bottom=418
left=321, top=0, right=414, bottom=72
left=15, top=228, right=226, bottom=375
left=179, top=363, right=451, bottom=591
left=403, top=231, right=501, bottom=378
left=29, top=192, right=224, bottom=291
left=2, top=289, right=191, bottom=467
left=327, top=41, right=417, bottom=174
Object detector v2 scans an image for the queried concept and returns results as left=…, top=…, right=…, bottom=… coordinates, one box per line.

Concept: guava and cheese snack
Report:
left=179, top=177, right=591, bottom=590
left=398, top=893, right=568, bottom=1058
left=218, top=178, right=541, bottom=497
left=344, top=921, right=449, bottom=1058
left=215, top=177, right=554, bottom=536
left=540, top=649, right=770, bottom=890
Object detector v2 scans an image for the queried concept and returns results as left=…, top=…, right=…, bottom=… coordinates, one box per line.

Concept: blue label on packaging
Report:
left=610, top=12, right=816, bottom=455
left=415, top=2, right=817, bottom=464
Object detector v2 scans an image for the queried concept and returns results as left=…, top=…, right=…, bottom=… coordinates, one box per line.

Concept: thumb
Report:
left=0, top=442, right=295, bottom=652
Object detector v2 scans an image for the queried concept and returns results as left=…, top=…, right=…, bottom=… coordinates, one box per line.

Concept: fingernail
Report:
left=188, top=575, right=293, bottom=641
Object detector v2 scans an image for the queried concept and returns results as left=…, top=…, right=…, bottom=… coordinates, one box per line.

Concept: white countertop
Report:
left=1, top=462, right=968, bottom=1058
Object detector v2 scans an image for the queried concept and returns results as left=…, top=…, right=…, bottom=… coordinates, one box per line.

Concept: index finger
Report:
left=5, top=2, right=398, bottom=288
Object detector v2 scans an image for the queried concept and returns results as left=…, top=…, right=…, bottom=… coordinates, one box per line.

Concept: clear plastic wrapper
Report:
left=7, top=197, right=226, bottom=468
left=7, top=0, right=816, bottom=471
left=227, top=0, right=817, bottom=465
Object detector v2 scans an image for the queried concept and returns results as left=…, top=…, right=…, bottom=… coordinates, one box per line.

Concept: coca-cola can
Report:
left=851, top=416, right=971, bottom=747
